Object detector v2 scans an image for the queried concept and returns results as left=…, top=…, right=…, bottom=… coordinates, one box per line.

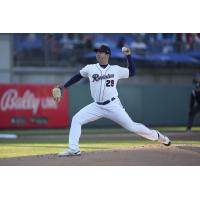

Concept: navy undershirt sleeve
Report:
left=126, top=55, right=135, bottom=77
left=63, top=73, right=83, bottom=88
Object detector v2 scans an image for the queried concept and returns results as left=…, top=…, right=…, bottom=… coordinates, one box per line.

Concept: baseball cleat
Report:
left=156, top=131, right=171, bottom=146
left=162, top=135, right=171, bottom=146
left=58, top=148, right=81, bottom=157
left=164, top=140, right=171, bottom=146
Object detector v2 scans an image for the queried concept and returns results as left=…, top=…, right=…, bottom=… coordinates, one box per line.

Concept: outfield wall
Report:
left=68, top=83, right=199, bottom=127
left=1, top=83, right=198, bottom=129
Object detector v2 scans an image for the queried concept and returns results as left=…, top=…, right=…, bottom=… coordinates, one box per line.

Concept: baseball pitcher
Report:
left=52, top=45, right=171, bottom=157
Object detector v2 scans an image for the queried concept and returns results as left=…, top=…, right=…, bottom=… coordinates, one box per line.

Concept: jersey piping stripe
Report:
left=101, top=65, right=111, bottom=101
left=96, top=64, right=103, bottom=102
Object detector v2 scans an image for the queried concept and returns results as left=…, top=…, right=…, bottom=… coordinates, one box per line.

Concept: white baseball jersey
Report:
left=80, top=63, right=129, bottom=102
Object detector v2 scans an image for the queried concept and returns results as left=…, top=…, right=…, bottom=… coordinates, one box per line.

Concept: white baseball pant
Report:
left=68, top=98, right=160, bottom=151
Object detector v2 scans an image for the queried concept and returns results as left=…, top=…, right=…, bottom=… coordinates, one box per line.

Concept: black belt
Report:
left=96, top=97, right=116, bottom=105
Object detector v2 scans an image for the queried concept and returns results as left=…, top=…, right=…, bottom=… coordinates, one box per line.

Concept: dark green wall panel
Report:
left=67, top=84, right=198, bottom=127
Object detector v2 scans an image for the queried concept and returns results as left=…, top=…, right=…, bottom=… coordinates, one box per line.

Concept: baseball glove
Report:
left=52, top=86, right=64, bottom=102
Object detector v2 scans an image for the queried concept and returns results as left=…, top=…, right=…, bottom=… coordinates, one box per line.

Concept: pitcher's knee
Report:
left=128, top=123, right=146, bottom=134
left=127, top=123, right=140, bottom=133
left=129, top=127, right=140, bottom=134
left=72, top=115, right=84, bottom=125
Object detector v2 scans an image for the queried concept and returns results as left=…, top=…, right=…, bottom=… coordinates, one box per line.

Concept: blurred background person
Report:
left=130, top=34, right=147, bottom=55
left=186, top=72, right=200, bottom=133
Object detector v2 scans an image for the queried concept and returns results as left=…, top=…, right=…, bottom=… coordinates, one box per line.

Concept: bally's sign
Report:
left=0, top=84, right=69, bottom=128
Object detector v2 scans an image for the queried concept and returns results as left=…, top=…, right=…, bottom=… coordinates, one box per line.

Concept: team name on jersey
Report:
left=92, top=74, right=114, bottom=82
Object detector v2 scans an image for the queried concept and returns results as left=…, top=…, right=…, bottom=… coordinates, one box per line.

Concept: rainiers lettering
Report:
left=92, top=73, right=114, bottom=82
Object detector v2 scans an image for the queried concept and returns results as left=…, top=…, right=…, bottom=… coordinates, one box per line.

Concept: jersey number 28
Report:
left=106, top=80, right=114, bottom=87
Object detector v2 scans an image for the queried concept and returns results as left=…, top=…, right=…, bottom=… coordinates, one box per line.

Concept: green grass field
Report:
left=0, top=139, right=144, bottom=158
left=0, top=127, right=200, bottom=158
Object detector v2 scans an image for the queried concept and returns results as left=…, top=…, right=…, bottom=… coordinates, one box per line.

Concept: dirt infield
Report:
left=0, top=144, right=200, bottom=166
left=0, top=132, right=200, bottom=166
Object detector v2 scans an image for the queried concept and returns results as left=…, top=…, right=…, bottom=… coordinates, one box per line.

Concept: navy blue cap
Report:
left=94, top=45, right=111, bottom=55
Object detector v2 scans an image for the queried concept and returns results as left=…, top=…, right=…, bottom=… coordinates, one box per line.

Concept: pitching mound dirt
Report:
left=1, top=144, right=200, bottom=166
